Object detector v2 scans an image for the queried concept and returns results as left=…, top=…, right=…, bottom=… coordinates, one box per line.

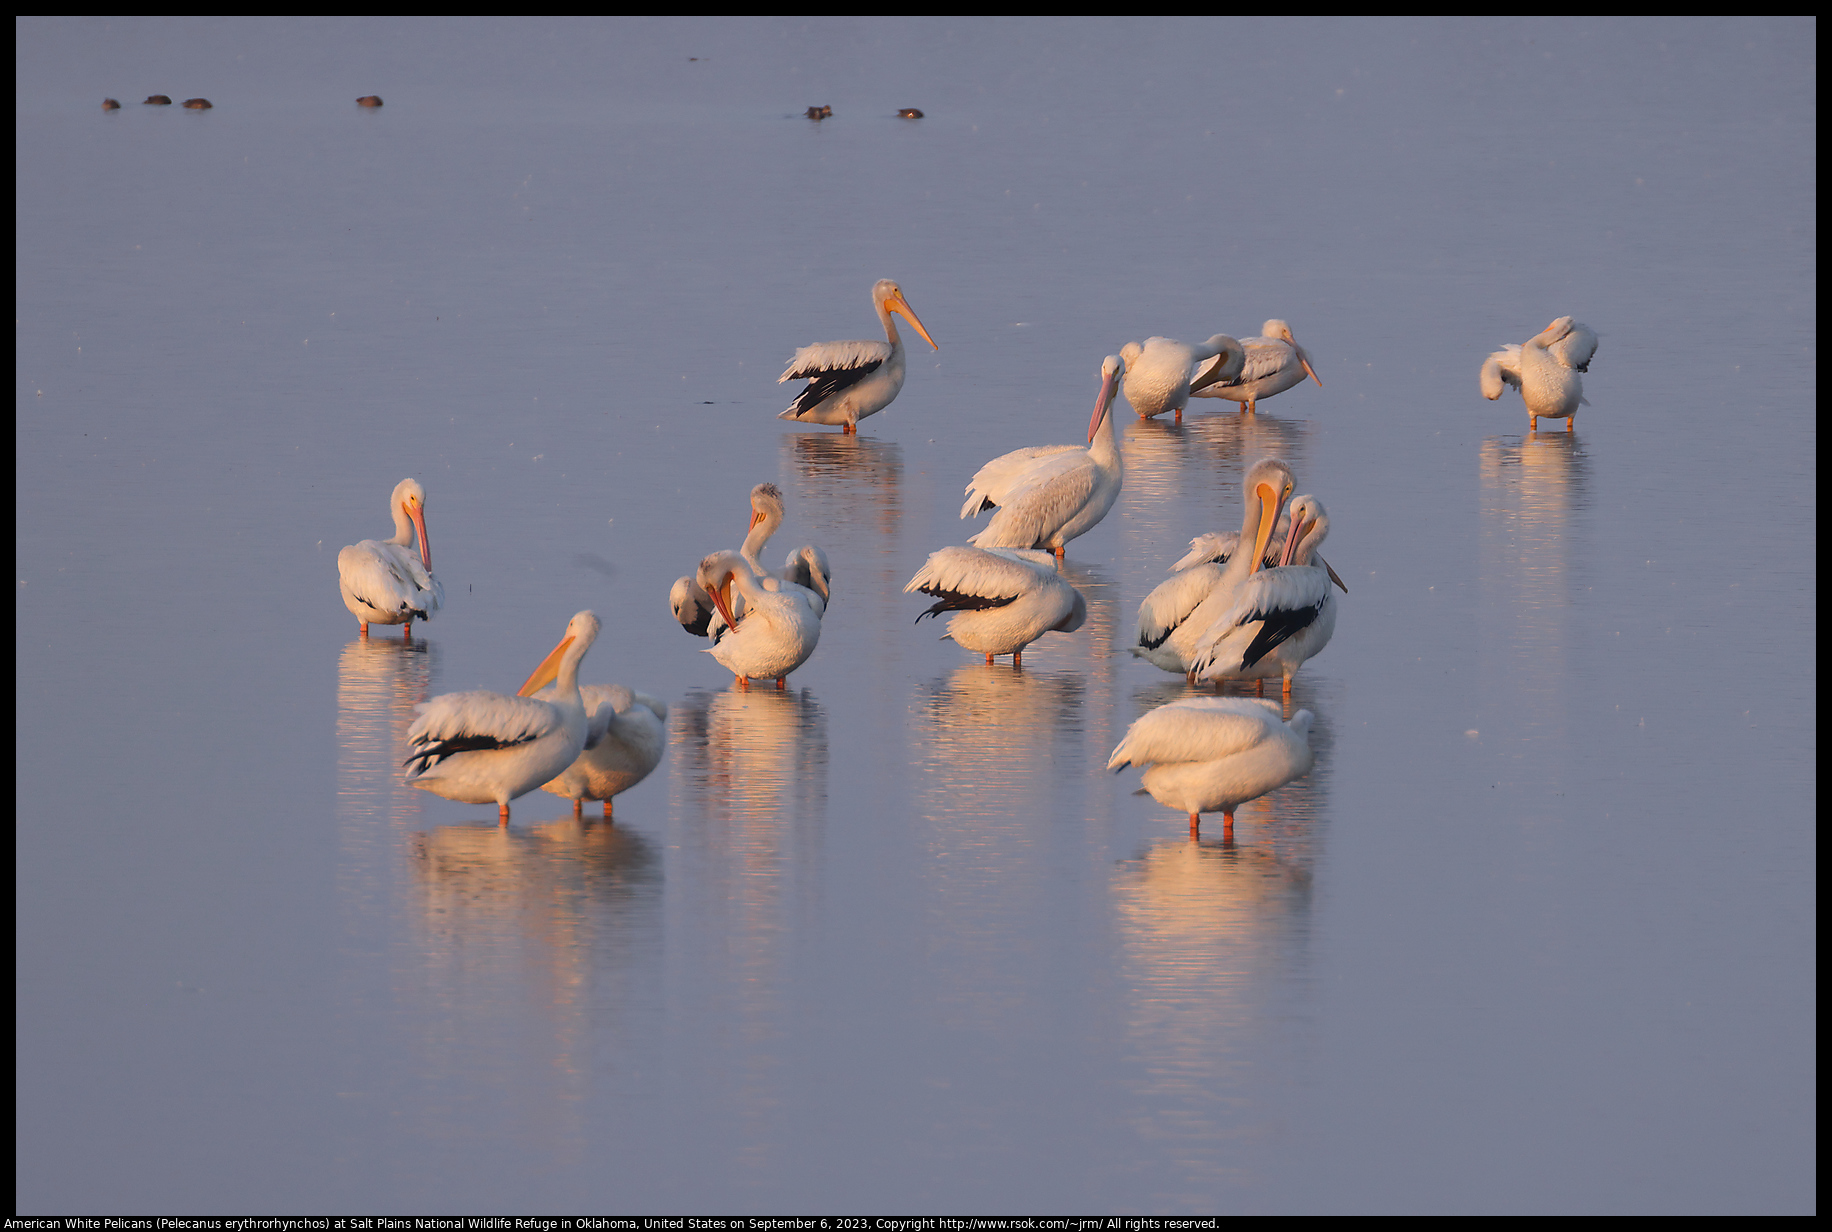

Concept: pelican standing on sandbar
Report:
left=1119, top=334, right=1243, bottom=423
left=960, top=354, right=1124, bottom=560
left=779, top=280, right=938, bottom=433
left=404, top=611, right=600, bottom=823
left=1108, top=697, right=1315, bottom=840
left=1190, top=320, right=1321, bottom=415
left=338, top=478, right=443, bottom=639
left=905, top=545, right=1087, bottom=666
left=1480, top=316, right=1597, bottom=431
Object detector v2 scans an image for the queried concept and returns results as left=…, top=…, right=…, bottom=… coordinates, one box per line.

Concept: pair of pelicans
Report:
left=335, top=482, right=663, bottom=823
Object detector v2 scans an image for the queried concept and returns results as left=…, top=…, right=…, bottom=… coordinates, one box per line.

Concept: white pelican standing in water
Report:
left=404, top=611, right=600, bottom=823
left=1108, top=697, right=1315, bottom=840
left=961, top=354, right=1125, bottom=559
left=1480, top=316, right=1598, bottom=431
left=1191, top=494, right=1343, bottom=697
left=1190, top=320, right=1321, bottom=415
left=699, top=550, right=823, bottom=688
left=536, top=684, right=668, bottom=819
left=905, top=545, right=1087, bottom=666
left=337, top=478, right=442, bottom=639
left=778, top=279, right=939, bottom=433
left=1119, top=334, right=1243, bottom=423
left=1129, top=458, right=1295, bottom=676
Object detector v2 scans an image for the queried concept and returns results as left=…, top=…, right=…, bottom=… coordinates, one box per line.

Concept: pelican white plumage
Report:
left=779, top=279, right=939, bottom=433
left=780, top=543, right=834, bottom=616
left=536, top=684, right=668, bottom=819
left=1190, top=320, right=1321, bottom=414
left=905, top=545, right=1087, bottom=666
left=1191, top=495, right=1342, bottom=697
left=404, top=611, right=600, bottom=823
left=1480, top=316, right=1598, bottom=431
left=699, top=550, right=823, bottom=688
left=1119, top=334, right=1244, bottom=423
left=1129, top=458, right=1295, bottom=676
left=670, top=482, right=786, bottom=637
left=338, top=478, right=443, bottom=639
left=961, top=354, right=1125, bottom=559
left=1108, top=697, right=1315, bottom=839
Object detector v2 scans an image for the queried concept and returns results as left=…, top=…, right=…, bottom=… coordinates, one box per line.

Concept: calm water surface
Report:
left=16, top=17, right=1814, bottom=1213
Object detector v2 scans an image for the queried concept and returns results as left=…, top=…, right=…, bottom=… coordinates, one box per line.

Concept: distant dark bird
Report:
left=182, top=98, right=212, bottom=110
left=102, top=99, right=121, bottom=111
left=804, top=105, right=832, bottom=119
left=143, top=95, right=171, bottom=105
left=356, top=95, right=383, bottom=107
left=897, top=108, right=924, bottom=119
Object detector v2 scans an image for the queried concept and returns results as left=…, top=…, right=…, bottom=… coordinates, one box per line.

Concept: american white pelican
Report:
left=1190, top=320, right=1322, bottom=415
left=338, top=478, right=443, bottom=639
left=670, top=482, right=786, bottom=637
left=1128, top=458, right=1295, bottom=676
left=699, top=550, right=823, bottom=688
left=1119, top=334, right=1244, bottom=423
left=1191, top=495, right=1342, bottom=697
left=778, top=279, right=939, bottom=434
left=905, top=545, right=1087, bottom=666
left=536, top=684, right=668, bottom=819
left=780, top=543, right=833, bottom=616
left=1108, top=697, right=1315, bottom=839
left=961, top=354, right=1125, bottom=559
left=1480, top=316, right=1598, bottom=431
left=404, top=611, right=600, bottom=823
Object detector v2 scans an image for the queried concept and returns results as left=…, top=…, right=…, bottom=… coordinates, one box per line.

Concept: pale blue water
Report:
left=16, top=17, right=1814, bottom=1213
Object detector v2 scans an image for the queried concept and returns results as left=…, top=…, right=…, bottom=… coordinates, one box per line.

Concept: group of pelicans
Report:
left=335, top=281, right=1599, bottom=838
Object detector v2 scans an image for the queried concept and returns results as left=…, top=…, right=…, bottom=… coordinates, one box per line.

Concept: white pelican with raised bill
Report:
left=961, top=354, right=1124, bottom=559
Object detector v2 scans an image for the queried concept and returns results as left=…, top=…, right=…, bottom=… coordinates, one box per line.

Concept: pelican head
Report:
left=1241, top=458, right=1297, bottom=574
left=1279, top=495, right=1330, bottom=567
left=1263, top=320, right=1322, bottom=388
left=873, top=279, right=939, bottom=351
left=517, top=610, right=602, bottom=696
left=1092, top=354, right=1124, bottom=442
left=697, top=550, right=750, bottom=631
left=749, top=482, right=785, bottom=534
left=391, top=477, right=432, bottom=571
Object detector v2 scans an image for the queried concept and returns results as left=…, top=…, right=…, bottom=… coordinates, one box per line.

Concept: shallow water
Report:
left=16, top=17, right=1814, bottom=1213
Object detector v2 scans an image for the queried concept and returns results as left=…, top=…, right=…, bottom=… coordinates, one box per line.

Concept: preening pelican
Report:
left=905, top=545, right=1086, bottom=665
left=338, top=478, right=443, bottom=639
left=404, top=611, right=600, bottom=823
left=1191, top=495, right=1342, bottom=697
left=536, top=684, right=668, bottom=819
left=1129, top=458, right=1295, bottom=676
left=1190, top=320, right=1321, bottom=414
left=699, top=550, right=823, bottom=688
left=778, top=279, right=938, bottom=433
left=670, top=483, right=786, bottom=637
left=1119, top=334, right=1243, bottom=423
left=1108, top=697, right=1315, bottom=839
left=1480, top=316, right=1598, bottom=431
left=780, top=543, right=834, bottom=616
left=961, top=354, right=1124, bottom=559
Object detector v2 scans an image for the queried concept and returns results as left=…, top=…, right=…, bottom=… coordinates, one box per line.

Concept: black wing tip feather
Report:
left=913, top=586, right=1019, bottom=620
